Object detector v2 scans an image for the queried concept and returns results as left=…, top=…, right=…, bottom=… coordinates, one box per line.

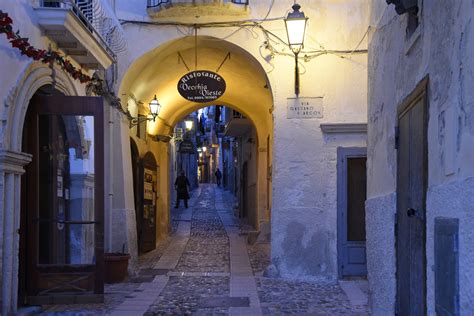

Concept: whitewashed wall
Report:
left=367, top=1, right=474, bottom=314
left=0, top=1, right=136, bottom=312
left=0, top=4, right=371, bottom=315
left=115, top=0, right=370, bottom=281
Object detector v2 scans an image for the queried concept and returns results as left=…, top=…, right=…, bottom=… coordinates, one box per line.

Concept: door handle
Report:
left=407, top=208, right=416, bottom=217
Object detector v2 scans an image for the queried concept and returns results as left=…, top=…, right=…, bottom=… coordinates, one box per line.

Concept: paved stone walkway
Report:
left=35, top=184, right=369, bottom=315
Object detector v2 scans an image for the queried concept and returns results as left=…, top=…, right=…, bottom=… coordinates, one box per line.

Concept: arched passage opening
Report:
left=172, top=105, right=260, bottom=228
left=120, top=35, right=273, bottom=244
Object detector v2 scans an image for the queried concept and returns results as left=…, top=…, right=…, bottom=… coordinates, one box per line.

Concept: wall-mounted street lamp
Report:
left=185, top=120, right=194, bottom=131
left=285, top=3, right=308, bottom=97
left=202, top=146, right=207, bottom=153
left=129, top=95, right=161, bottom=128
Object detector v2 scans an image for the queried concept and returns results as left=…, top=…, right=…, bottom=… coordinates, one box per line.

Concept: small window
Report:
left=232, top=0, right=249, bottom=4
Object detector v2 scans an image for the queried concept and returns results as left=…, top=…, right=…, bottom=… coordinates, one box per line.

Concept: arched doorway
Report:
left=130, top=138, right=141, bottom=250
left=172, top=105, right=260, bottom=228
left=118, top=35, right=273, bottom=239
left=137, top=152, right=158, bottom=253
left=18, top=86, right=105, bottom=305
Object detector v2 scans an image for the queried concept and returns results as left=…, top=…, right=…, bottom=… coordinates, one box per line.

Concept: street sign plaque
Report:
left=287, top=97, right=324, bottom=119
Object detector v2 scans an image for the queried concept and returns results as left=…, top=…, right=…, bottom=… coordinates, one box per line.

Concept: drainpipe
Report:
left=107, top=105, right=114, bottom=251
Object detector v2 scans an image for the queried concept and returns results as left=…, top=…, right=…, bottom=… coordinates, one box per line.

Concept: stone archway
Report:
left=118, top=35, right=274, bottom=243
left=0, top=63, right=78, bottom=315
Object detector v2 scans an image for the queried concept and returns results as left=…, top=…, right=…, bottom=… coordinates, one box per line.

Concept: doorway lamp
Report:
left=284, top=3, right=308, bottom=97
left=129, top=95, right=161, bottom=128
left=185, top=119, right=194, bottom=131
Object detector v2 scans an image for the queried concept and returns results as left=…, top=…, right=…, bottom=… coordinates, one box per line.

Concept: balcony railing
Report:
left=147, top=0, right=248, bottom=8
left=38, top=0, right=122, bottom=59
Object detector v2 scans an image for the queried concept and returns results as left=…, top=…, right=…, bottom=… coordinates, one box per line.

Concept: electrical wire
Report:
left=260, top=0, right=275, bottom=23
left=119, top=16, right=369, bottom=62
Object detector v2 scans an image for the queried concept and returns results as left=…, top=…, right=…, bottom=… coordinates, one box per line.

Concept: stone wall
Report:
left=115, top=0, right=370, bottom=281
left=367, top=1, right=474, bottom=314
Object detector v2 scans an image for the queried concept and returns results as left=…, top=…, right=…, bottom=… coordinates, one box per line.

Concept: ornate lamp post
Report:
left=130, top=95, right=161, bottom=128
left=285, top=3, right=308, bottom=97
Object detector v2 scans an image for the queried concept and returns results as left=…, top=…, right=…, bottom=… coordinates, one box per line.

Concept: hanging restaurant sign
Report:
left=177, top=70, right=226, bottom=103
left=179, top=140, right=195, bottom=153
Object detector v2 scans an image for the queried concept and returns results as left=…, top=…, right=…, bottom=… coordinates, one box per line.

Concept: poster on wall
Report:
left=144, top=168, right=153, bottom=182
left=144, top=168, right=154, bottom=200
left=144, top=182, right=153, bottom=200
left=57, top=174, right=63, bottom=198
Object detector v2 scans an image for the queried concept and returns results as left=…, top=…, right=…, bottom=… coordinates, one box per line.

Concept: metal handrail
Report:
left=39, top=0, right=116, bottom=60
left=33, top=217, right=99, bottom=225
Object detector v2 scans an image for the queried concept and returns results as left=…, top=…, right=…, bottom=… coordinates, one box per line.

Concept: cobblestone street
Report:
left=37, top=185, right=368, bottom=316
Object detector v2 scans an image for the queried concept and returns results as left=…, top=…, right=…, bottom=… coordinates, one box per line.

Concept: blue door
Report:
left=337, top=147, right=367, bottom=278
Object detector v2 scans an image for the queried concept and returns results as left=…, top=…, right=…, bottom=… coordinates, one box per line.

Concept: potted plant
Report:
left=104, top=244, right=130, bottom=283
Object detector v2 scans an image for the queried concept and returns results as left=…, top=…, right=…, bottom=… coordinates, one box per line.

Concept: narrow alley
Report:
left=2, top=2, right=473, bottom=315
left=38, top=185, right=368, bottom=316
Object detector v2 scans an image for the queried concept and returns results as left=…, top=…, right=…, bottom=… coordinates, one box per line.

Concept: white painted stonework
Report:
left=368, top=1, right=474, bottom=314
left=0, top=0, right=370, bottom=313
left=115, top=0, right=370, bottom=282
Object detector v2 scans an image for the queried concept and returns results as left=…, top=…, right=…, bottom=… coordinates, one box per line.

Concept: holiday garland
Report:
left=0, top=9, right=100, bottom=84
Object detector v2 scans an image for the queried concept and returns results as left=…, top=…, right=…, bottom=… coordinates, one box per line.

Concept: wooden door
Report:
left=130, top=139, right=140, bottom=251
left=22, top=95, right=104, bottom=304
left=396, top=78, right=428, bottom=315
left=337, top=147, right=367, bottom=278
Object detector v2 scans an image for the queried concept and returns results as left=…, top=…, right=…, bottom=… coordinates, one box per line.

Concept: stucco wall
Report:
left=268, top=2, right=369, bottom=280
left=0, top=0, right=139, bottom=295
left=0, top=1, right=88, bottom=149
left=368, top=1, right=474, bottom=314
left=115, top=0, right=370, bottom=281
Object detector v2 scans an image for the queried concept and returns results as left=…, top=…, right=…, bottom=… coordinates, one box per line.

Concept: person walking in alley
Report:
left=215, top=168, right=222, bottom=187
left=175, top=171, right=190, bottom=208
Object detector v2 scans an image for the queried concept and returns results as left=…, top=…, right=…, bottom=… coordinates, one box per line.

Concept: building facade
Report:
left=367, top=1, right=474, bottom=314
left=0, top=0, right=376, bottom=314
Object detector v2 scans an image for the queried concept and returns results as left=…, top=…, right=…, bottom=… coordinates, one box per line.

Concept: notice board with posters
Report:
left=139, top=153, right=158, bottom=253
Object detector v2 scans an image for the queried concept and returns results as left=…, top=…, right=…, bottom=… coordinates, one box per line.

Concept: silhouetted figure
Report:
left=215, top=168, right=222, bottom=187
left=175, top=171, right=190, bottom=208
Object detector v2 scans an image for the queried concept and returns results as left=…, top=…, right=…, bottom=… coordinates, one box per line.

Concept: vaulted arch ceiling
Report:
left=119, top=36, right=273, bottom=138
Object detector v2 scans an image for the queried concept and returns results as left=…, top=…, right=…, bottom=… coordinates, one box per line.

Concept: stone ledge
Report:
left=0, top=149, right=32, bottom=174
left=320, top=123, right=367, bottom=134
